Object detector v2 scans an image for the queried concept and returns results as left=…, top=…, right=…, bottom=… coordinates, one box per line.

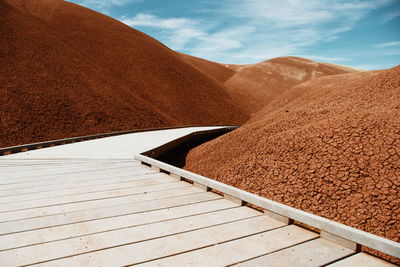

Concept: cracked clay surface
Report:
left=185, top=66, right=400, bottom=262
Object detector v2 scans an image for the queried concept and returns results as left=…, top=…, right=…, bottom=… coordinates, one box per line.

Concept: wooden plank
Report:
left=234, top=238, right=355, bottom=267
left=0, top=161, right=135, bottom=173
left=0, top=183, right=196, bottom=223
left=0, top=175, right=176, bottom=203
left=0, top=160, right=136, bottom=173
left=0, top=194, right=229, bottom=251
left=136, top=154, right=400, bottom=259
left=0, top=207, right=258, bottom=265
left=327, top=253, right=396, bottom=267
left=321, top=230, right=360, bottom=251
left=0, top=164, right=142, bottom=181
left=150, top=166, right=160, bottom=171
left=0, top=159, right=137, bottom=167
left=170, top=173, right=180, bottom=179
left=0, top=163, right=140, bottom=174
left=0, top=165, right=144, bottom=185
left=264, top=209, right=293, bottom=225
left=0, top=161, right=135, bottom=170
left=0, top=181, right=186, bottom=213
left=0, top=161, right=136, bottom=174
left=225, top=194, right=245, bottom=205
left=0, top=158, right=131, bottom=163
left=193, top=182, right=209, bottom=191
left=0, top=169, right=158, bottom=192
left=0, top=170, right=159, bottom=197
left=12, top=215, right=280, bottom=266
left=0, top=168, right=148, bottom=190
left=0, top=186, right=202, bottom=234
left=138, top=225, right=318, bottom=267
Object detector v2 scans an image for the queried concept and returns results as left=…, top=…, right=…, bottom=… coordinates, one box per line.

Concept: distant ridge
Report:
left=180, top=55, right=361, bottom=112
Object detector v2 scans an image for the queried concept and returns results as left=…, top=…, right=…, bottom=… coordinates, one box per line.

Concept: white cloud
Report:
left=119, top=0, right=394, bottom=64
left=381, top=9, right=400, bottom=23
left=375, top=41, right=400, bottom=48
left=68, top=0, right=137, bottom=13
left=122, top=14, right=195, bottom=30
left=121, top=13, right=256, bottom=58
left=232, top=0, right=334, bottom=28
left=219, top=0, right=394, bottom=63
left=352, top=63, right=397, bottom=70
left=299, top=55, right=350, bottom=62
left=230, top=0, right=392, bottom=27
left=121, top=14, right=207, bottom=50
left=190, top=27, right=255, bottom=56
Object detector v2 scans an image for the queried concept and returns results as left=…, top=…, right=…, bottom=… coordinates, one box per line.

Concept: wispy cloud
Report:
left=122, top=14, right=196, bottom=29
left=121, top=13, right=256, bottom=59
left=230, top=0, right=386, bottom=28
left=68, top=0, right=397, bottom=66
left=121, top=14, right=208, bottom=50
left=69, top=0, right=137, bottom=13
left=352, top=63, right=397, bottom=70
left=298, top=55, right=350, bottom=62
left=119, top=0, right=393, bottom=63
left=381, top=9, right=400, bottom=23
left=375, top=41, right=400, bottom=48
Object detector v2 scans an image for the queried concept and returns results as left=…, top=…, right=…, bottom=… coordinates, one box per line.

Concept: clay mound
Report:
left=322, top=62, right=365, bottom=73
left=0, top=0, right=247, bottom=147
left=185, top=66, right=400, bottom=248
left=181, top=55, right=361, bottom=113
left=225, top=57, right=363, bottom=112
left=177, top=52, right=236, bottom=84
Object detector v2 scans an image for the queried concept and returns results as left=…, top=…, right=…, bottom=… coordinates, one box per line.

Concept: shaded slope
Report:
left=177, top=52, right=236, bottom=84
left=0, top=0, right=247, bottom=147
left=185, top=67, right=400, bottom=247
left=180, top=55, right=360, bottom=113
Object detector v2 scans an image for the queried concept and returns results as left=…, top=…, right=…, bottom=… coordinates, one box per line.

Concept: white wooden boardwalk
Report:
left=0, top=127, right=397, bottom=266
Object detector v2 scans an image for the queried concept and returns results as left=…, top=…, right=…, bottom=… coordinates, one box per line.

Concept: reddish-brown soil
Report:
left=2, top=0, right=398, bottom=261
left=185, top=66, right=400, bottom=254
left=0, top=0, right=247, bottom=147
left=181, top=55, right=361, bottom=113
left=177, top=52, right=236, bottom=84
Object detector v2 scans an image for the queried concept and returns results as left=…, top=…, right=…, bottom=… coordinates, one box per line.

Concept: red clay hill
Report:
left=2, top=0, right=398, bottom=262
left=185, top=66, right=400, bottom=253
left=180, top=54, right=361, bottom=113
left=0, top=0, right=247, bottom=147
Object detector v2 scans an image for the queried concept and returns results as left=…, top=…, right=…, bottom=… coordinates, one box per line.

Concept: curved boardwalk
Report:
left=0, top=127, right=396, bottom=266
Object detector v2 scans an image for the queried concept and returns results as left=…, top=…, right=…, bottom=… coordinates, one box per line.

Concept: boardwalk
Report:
left=0, top=127, right=396, bottom=266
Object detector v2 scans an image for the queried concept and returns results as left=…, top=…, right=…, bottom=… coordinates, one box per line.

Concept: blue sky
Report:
left=68, top=0, right=400, bottom=70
